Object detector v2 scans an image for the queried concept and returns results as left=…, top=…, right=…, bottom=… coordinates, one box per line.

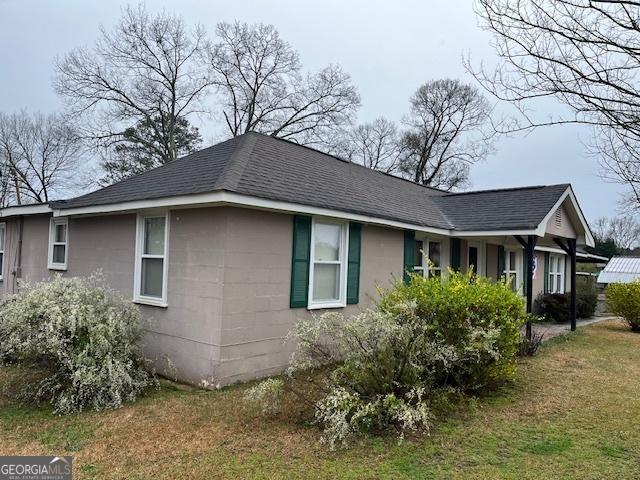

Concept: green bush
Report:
left=533, top=293, right=569, bottom=323
left=607, top=282, right=640, bottom=332
left=377, top=271, right=525, bottom=388
left=576, top=290, right=597, bottom=319
left=535, top=289, right=598, bottom=322
left=246, top=271, right=525, bottom=448
left=0, top=274, right=155, bottom=414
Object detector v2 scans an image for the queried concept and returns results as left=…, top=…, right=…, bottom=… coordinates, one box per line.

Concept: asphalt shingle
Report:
left=434, top=184, right=569, bottom=231
left=54, top=132, right=570, bottom=232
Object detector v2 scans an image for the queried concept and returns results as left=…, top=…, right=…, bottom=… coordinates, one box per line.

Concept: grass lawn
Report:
left=1, top=319, right=639, bottom=479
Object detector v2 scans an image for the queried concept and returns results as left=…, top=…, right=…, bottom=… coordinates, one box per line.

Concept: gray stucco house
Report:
left=0, top=132, right=595, bottom=386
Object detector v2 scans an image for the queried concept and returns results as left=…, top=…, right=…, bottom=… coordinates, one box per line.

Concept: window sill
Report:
left=133, top=297, right=168, bottom=308
left=307, top=301, right=346, bottom=310
left=48, top=264, right=67, bottom=271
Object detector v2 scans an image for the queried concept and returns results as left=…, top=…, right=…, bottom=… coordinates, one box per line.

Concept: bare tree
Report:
left=591, top=216, right=640, bottom=251
left=54, top=4, right=212, bottom=182
left=0, top=112, right=84, bottom=205
left=337, top=118, right=401, bottom=173
left=590, top=217, right=611, bottom=244
left=209, top=22, right=360, bottom=148
left=471, top=0, right=640, bottom=208
left=398, top=79, right=494, bottom=191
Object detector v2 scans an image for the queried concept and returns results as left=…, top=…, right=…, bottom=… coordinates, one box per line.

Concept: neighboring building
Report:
left=597, top=257, right=640, bottom=284
left=0, top=132, right=595, bottom=387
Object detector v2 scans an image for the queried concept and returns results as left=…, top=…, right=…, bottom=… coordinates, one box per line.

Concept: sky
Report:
left=0, top=0, right=626, bottom=220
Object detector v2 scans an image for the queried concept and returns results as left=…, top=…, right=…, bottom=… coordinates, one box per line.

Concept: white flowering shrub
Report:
left=247, top=271, right=525, bottom=448
left=0, top=273, right=155, bottom=414
left=315, top=386, right=433, bottom=449
left=244, top=378, right=284, bottom=414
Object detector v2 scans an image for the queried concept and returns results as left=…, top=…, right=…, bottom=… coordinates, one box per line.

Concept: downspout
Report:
left=12, top=215, right=23, bottom=294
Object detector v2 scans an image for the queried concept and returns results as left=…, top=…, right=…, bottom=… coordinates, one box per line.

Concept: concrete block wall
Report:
left=217, top=207, right=404, bottom=385
left=0, top=205, right=579, bottom=388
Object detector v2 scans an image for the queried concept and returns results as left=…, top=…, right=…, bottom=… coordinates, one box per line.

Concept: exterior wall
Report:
left=67, top=214, right=136, bottom=292
left=532, top=251, right=545, bottom=298
left=0, top=205, right=579, bottom=388
left=0, top=214, right=51, bottom=297
left=531, top=250, right=572, bottom=297
left=217, top=207, right=404, bottom=385
left=1, top=209, right=226, bottom=386
left=20, top=215, right=51, bottom=284
left=139, top=208, right=227, bottom=385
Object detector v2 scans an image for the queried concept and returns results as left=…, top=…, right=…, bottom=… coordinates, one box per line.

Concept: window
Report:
left=504, top=249, right=519, bottom=291
left=134, top=213, right=169, bottom=306
left=309, top=219, right=348, bottom=308
left=0, top=223, right=5, bottom=280
left=48, top=218, right=68, bottom=270
left=548, top=253, right=565, bottom=294
left=414, top=238, right=442, bottom=277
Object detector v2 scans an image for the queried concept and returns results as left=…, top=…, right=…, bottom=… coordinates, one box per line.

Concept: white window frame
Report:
left=134, top=211, right=170, bottom=307
left=548, top=253, right=566, bottom=294
left=503, top=248, right=521, bottom=292
left=308, top=218, right=349, bottom=310
left=48, top=217, right=68, bottom=270
left=415, top=238, right=443, bottom=278
left=0, top=222, right=5, bottom=281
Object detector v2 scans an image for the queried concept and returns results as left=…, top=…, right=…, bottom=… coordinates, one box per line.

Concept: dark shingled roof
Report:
left=434, top=184, right=570, bottom=231
left=54, top=132, right=569, bottom=232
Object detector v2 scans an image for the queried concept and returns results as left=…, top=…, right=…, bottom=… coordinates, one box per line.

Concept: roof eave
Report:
left=0, top=203, right=52, bottom=217
left=53, top=190, right=454, bottom=235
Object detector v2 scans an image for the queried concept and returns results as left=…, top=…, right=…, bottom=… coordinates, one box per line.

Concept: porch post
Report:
left=569, top=238, right=577, bottom=331
left=525, top=235, right=537, bottom=339
left=515, top=235, right=537, bottom=340
left=553, top=237, right=578, bottom=332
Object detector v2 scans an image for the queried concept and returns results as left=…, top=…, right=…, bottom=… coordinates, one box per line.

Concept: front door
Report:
left=468, top=246, right=478, bottom=274
left=467, top=241, right=484, bottom=275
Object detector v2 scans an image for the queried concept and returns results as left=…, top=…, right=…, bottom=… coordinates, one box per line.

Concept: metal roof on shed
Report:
left=597, top=257, right=640, bottom=283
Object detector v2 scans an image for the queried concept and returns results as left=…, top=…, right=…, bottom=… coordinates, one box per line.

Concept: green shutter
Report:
left=403, top=230, right=416, bottom=284
left=290, top=215, right=311, bottom=308
left=346, top=223, right=362, bottom=304
left=543, top=252, right=550, bottom=294
left=497, top=245, right=505, bottom=280
left=450, top=238, right=461, bottom=272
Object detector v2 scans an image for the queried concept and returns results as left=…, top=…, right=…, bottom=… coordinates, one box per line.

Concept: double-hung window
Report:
left=548, top=254, right=565, bottom=294
left=414, top=239, right=442, bottom=277
left=0, top=223, right=5, bottom=280
left=309, top=219, right=348, bottom=308
left=48, top=218, right=68, bottom=270
left=135, top=212, right=169, bottom=306
left=504, top=249, right=519, bottom=291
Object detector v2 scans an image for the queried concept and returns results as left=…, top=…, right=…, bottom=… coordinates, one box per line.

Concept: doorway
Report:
left=467, top=241, right=484, bottom=276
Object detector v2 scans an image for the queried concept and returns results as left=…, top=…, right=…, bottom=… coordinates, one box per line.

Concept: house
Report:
left=0, top=132, right=595, bottom=386
left=597, top=257, right=640, bottom=284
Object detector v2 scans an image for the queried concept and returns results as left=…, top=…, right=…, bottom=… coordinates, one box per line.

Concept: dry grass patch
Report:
left=1, top=319, right=639, bottom=479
